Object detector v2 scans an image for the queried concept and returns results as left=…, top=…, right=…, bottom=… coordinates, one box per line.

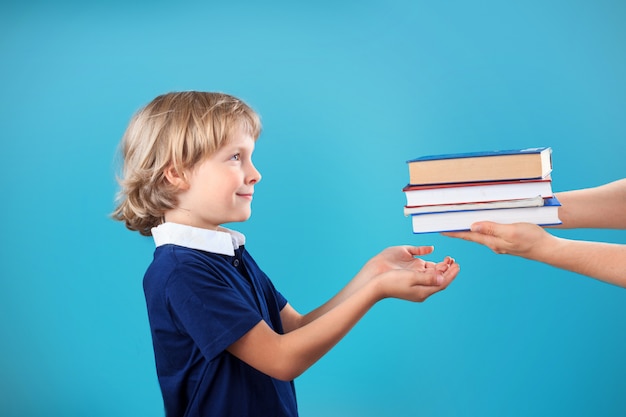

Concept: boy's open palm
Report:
left=360, top=245, right=458, bottom=285
left=374, top=253, right=459, bottom=302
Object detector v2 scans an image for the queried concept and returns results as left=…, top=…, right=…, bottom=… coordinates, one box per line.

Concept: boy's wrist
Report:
left=365, top=273, right=389, bottom=302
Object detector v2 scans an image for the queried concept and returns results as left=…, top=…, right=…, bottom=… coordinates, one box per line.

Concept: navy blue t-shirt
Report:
left=143, top=227, right=298, bottom=417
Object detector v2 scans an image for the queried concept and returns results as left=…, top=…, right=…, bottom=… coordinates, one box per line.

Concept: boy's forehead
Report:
left=222, top=131, right=256, bottom=149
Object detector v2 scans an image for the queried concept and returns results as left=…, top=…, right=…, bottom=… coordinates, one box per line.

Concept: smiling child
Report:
left=112, top=91, right=460, bottom=417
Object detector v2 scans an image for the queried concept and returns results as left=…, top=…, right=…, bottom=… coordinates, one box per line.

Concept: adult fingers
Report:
left=469, top=221, right=502, bottom=236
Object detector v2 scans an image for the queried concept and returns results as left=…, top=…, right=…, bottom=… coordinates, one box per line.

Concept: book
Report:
left=404, top=196, right=545, bottom=216
left=403, top=177, right=554, bottom=207
left=406, top=147, right=552, bottom=185
left=410, top=196, right=562, bottom=234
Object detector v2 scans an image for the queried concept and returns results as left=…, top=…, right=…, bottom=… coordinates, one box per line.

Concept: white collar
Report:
left=151, top=222, right=245, bottom=256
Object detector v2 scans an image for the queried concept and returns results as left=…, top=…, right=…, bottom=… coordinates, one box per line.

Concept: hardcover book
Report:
left=404, top=196, right=545, bottom=216
left=407, top=147, right=552, bottom=186
left=410, top=196, right=562, bottom=234
left=403, top=177, right=554, bottom=207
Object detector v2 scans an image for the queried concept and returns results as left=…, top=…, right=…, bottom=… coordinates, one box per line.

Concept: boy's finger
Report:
left=406, top=245, right=434, bottom=257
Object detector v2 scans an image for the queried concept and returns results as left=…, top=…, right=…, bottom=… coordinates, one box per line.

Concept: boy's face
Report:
left=167, top=130, right=261, bottom=230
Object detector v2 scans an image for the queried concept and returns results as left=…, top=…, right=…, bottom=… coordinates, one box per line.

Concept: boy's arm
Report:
left=556, top=178, right=626, bottom=229
left=227, top=257, right=459, bottom=381
left=280, top=245, right=447, bottom=332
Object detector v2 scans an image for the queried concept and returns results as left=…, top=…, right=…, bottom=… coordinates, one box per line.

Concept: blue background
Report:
left=1, top=1, right=625, bottom=416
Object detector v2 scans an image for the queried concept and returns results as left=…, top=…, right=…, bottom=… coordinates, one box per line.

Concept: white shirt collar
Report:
left=151, top=222, right=245, bottom=256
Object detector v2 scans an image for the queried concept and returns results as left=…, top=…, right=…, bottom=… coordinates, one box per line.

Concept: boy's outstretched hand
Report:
left=359, top=246, right=460, bottom=303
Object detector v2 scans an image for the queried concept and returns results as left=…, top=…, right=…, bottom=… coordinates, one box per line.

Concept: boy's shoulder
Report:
left=143, top=245, right=219, bottom=290
left=147, top=244, right=225, bottom=276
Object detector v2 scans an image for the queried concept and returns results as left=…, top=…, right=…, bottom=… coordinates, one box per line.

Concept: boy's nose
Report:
left=248, top=163, right=262, bottom=184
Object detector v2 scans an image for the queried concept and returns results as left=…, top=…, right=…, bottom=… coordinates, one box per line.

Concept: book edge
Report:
left=406, top=147, right=550, bottom=164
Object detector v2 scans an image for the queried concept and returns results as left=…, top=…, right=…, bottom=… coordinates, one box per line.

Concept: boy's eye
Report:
left=230, top=153, right=241, bottom=161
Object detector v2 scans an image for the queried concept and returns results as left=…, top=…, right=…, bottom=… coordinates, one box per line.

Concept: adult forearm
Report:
left=532, top=237, right=626, bottom=287
left=556, top=179, right=626, bottom=229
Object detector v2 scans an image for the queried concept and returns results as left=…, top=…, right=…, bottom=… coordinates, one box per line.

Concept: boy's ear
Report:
left=164, top=165, right=190, bottom=190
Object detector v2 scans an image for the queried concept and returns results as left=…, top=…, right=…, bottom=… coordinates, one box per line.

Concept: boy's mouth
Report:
left=237, top=192, right=254, bottom=199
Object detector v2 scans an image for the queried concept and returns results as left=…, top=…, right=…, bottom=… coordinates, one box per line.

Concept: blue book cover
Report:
left=407, top=147, right=551, bottom=164
left=409, top=196, right=562, bottom=234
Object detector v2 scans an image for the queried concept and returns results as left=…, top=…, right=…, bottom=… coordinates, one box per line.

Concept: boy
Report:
left=112, top=91, right=460, bottom=417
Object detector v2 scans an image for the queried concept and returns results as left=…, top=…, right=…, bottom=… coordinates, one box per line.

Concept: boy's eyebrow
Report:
left=220, top=143, right=255, bottom=155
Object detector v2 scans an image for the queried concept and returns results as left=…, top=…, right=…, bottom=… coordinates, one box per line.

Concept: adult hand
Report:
left=442, top=221, right=554, bottom=259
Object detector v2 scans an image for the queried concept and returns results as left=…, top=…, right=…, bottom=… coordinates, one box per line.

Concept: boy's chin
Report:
left=231, top=211, right=252, bottom=223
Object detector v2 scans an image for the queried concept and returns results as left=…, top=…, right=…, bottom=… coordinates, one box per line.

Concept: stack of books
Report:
left=403, top=147, right=562, bottom=234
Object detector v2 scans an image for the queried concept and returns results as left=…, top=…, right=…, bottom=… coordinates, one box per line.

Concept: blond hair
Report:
left=112, top=91, right=261, bottom=236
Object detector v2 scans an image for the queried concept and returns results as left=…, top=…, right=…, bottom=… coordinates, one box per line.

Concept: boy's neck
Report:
left=152, top=222, right=245, bottom=255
